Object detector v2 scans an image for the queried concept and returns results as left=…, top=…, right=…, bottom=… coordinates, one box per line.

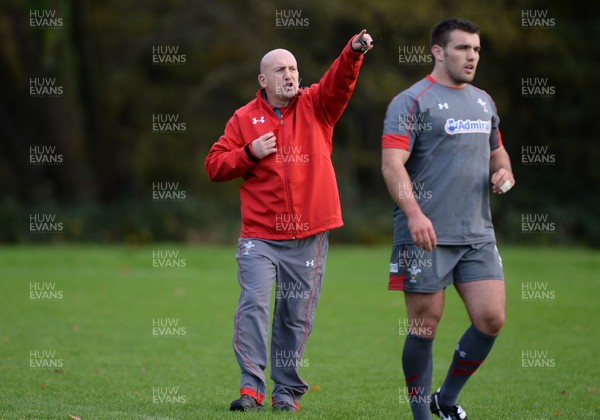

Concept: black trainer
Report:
left=273, top=401, right=298, bottom=412
left=430, top=388, right=468, bottom=420
left=230, top=394, right=263, bottom=411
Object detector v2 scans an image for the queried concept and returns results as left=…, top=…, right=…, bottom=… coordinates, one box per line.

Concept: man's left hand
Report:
left=491, top=168, right=515, bottom=194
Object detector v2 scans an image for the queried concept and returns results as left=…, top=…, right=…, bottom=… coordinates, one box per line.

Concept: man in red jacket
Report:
left=206, top=30, right=375, bottom=412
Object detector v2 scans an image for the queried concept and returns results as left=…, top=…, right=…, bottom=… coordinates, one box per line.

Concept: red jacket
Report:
left=205, top=38, right=364, bottom=240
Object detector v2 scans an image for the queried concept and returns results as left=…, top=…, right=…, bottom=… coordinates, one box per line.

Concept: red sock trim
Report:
left=405, top=374, right=418, bottom=383
left=240, top=388, right=264, bottom=405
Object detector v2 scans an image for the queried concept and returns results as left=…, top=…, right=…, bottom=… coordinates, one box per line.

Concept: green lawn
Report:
left=0, top=245, right=598, bottom=419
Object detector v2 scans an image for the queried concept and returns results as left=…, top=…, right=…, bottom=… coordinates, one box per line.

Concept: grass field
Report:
left=0, top=244, right=598, bottom=419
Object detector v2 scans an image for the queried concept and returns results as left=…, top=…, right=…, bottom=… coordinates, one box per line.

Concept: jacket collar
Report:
left=256, top=88, right=300, bottom=114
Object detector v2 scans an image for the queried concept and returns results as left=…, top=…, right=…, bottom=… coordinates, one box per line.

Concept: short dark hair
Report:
left=430, top=18, right=480, bottom=49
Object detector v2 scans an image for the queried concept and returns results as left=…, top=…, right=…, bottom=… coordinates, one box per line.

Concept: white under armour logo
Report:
left=306, top=260, right=314, bottom=267
left=456, top=344, right=467, bottom=358
left=438, top=103, right=449, bottom=110
left=252, top=116, right=265, bottom=124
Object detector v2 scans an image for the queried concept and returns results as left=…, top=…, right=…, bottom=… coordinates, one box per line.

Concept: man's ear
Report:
left=258, top=74, right=267, bottom=88
left=431, top=44, right=444, bottom=62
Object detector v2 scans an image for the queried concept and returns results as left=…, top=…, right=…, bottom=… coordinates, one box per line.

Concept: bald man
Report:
left=206, top=30, right=376, bottom=412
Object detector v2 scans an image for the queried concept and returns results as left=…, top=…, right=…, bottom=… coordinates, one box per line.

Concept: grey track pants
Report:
left=233, top=232, right=329, bottom=407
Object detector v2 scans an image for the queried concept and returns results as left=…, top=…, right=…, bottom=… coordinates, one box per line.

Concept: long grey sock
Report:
left=439, top=324, right=496, bottom=407
left=402, top=334, right=434, bottom=420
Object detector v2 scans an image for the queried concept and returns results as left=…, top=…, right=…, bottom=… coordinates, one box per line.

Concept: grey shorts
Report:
left=388, top=241, right=504, bottom=293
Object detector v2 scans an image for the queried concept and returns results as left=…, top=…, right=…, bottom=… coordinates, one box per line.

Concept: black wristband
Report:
left=244, top=144, right=260, bottom=163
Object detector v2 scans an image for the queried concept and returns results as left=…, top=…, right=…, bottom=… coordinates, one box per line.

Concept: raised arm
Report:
left=312, top=29, right=375, bottom=126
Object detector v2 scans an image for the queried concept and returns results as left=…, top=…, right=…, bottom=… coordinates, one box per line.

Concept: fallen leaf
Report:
left=588, top=387, right=597, bottom=394
left=39, top=383, right=45, bottom=390
left=559, top=390, right=568, bottom=395
left=310, top=385, right=321, bottom=391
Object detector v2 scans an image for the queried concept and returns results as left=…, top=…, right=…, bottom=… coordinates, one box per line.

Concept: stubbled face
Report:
left=259, top=49, right=299, bottom=105
left=436, top=30, right=480, bottom=86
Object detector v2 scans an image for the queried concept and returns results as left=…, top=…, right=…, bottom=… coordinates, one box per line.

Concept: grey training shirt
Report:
left=382, top=75, right=503, bottom=245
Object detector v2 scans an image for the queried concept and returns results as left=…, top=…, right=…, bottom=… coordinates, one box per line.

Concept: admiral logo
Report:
left=444, top=118, right=491, bottom=135
left=275, top=10, right=309, bottom=29
left=29, top=78, right=63, bottom=98
left=29, top=10, right=63, bottom=29
left=152, top=45, right=186, bottom=65
left=398, top=45, right=432, bottom=65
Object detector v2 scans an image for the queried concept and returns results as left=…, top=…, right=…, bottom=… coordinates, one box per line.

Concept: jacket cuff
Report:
left=244, top=144, right=260, bottom=163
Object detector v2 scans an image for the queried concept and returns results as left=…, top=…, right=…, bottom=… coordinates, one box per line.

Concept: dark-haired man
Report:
left=382, top=18, right=514, bottom=420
